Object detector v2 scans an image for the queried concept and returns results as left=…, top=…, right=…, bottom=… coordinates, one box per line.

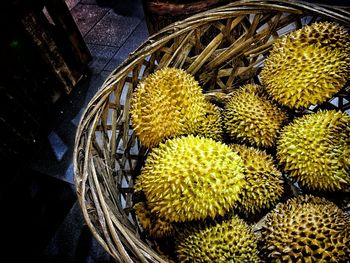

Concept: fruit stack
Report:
left=130, top=22, right=350, bottom=262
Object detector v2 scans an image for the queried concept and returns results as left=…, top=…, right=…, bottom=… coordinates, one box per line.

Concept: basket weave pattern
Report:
left=73, top=1, right=350, bottom=262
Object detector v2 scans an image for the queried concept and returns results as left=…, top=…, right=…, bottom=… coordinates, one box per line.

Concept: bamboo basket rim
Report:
left=73, top=1, right=350, bottom=262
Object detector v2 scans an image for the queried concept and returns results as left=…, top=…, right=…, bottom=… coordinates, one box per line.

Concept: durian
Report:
left=277, top=110, right=350, bottom=191
left=134, top=202, right=175, bottom=238
left=224, top=84, right=288, bottom=148
left=131, top=67, right=206, bottom=148
left=288, top=21, right=350, bottom=51
left=260, top=22, right=350, bottom=109
left=176, top=215, right=260, bottom=262
left=230, top=144, right=284, bottom=215
left=195, top=102, right=223, bottom=141
left=134, top=135, right=245, bottom=222
left=261, top=195, right=350, bottom=262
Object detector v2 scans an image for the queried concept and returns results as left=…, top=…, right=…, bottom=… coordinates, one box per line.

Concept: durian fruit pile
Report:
left=129, top=21, right=350, bottom=262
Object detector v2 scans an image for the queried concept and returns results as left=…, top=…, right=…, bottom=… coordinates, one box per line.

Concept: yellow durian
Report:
left=230, top=144, right=284, bottom=215
left=176, top=215, right=260, bottom=262
left=261, top=195, right=350, bottom=262
left=195, top=102, right=223, bottom=141
left=224, top=84, right=288, bottom=148
left=277, top=110, right=350, bottom=191
left=261, top=22, right=350, bottom=109
left=134, top=202, right=175, bottom=238
left=131, top=67, right=206, bottom=148
left=134, top=135, right=245, bottom=222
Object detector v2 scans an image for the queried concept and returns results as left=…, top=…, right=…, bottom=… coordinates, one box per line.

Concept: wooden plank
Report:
left=20, top=0, right=92, bottom=94
left=21, top=11, right=76, bottom=93
left=45, top=0, right=91, bottom=69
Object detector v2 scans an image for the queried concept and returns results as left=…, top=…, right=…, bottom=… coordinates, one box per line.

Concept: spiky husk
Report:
left=176, top=215, right=260, bottom=262
left=288, top=22, right=350, bottom=51
left=131, top=67, right=206, bottom=148
left=134, top=202, right=175, bottom=238
left=195, top=102, right=223, bottom=141
left=262, top=195, right=350, bottom=262
left=277, top=110, right=350, bottom=191
left=134, top=135, right=245, bottom=222
left=261, top=22, right=350, bottom=109
left=224, top=84, right=288, bottom=148
left=230, top=144, right=284, bottom=215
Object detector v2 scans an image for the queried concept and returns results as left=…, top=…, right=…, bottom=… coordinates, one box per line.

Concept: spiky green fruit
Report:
left=176, top=215, right=260, bottom=262
left=134, top=135, right=245, bottom=222
left=195, top=102, right=223, bottom=141
left=131, top=67, right=206, bottom=148
left=224, top=84, right=288, bottom=148
left=134, top=202, right=175, bottom=238
left=277, top=110, right=350, bottom=191
left=230, top=144, right=284, bottom=214
left=262, top=195, right=350, bottom=262
left=261, top=22, right=350, bottom=109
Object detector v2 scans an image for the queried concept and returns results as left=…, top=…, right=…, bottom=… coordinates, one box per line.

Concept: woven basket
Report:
left=74, top=1, right=350, bottom=262
left=143, top=0, right=231, bottom=34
